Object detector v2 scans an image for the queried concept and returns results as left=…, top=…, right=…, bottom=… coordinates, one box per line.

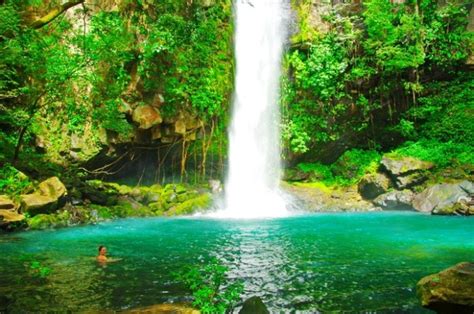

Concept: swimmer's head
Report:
left=98, top=245, right=107, bottom=255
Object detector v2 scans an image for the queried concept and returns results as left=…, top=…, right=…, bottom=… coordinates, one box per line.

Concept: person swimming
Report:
left=96, top=245, right=122, bottom=263
left=96, top=245, right=107, bottom=263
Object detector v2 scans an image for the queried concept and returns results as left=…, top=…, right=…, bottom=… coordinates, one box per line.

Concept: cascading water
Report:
left=213, top=0, right=289, bottom=218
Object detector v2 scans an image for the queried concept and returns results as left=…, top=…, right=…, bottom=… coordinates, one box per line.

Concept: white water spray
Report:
left=212, top=0, right=289, bottom=218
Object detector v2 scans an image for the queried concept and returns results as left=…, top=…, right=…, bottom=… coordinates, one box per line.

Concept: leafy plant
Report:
left=0, top=163, right=32, bottom=196
left=175, top=258, right=244, bottom=313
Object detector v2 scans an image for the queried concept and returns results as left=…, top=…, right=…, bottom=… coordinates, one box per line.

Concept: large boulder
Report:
left=38, top=176, right=66, bottom=199
left=132, top=105, right=162, bottom=129
left=0, top=195, right=16, bottom=210
left=373, top=190, right=415, bottom=210
left=381, top=155, right=434, bottom=189
left=20, top=177, right=67, bottom=215
left=358, top=173, right=391, bottom=199
left=20, top=194, right=59, bottom=215
left=412, top=181, right=473, bottom=215
left=417, top=262, right=474, bottom=313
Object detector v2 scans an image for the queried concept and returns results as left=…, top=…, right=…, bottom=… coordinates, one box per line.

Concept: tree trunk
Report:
left=31, top=0, right=85, bottom=29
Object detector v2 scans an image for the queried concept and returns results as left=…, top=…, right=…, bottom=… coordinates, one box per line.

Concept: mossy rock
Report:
left=27, top=211, right=70, bottom=230
left=417, top=262, right=474, bottom=313
left=109, top=200, right=155, bottom=218
left=81, top=180, right=119, bottom=206
left=165, top=193, right=212, bottom=216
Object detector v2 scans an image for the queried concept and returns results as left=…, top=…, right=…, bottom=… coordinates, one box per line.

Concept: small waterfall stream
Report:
left=214, top=0, right=289, bottom=218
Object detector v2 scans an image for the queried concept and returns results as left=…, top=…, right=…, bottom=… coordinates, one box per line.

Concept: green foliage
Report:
left=175, top=258, right=244, bottom=314
left=0, top=163, right=32, bottom=196
left=406, top=75, right=474, bottom=144
left=283, top=0, right=472, bottom=171
left=424, top=3, right=473, bottom=68
left=298, top=149, right=381, bottom=186
left=392, top=140, right=473, bottom=168
left=30, top=261, right=52, bottom=278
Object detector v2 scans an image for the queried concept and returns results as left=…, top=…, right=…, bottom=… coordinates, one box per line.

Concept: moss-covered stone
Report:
left=417, top=262, right=474, bottom=313
left=166, top=193, right=211, bottom=216
left=109, top=200, right=155, bottom=218
left=27, top=211, right=70, bottom=230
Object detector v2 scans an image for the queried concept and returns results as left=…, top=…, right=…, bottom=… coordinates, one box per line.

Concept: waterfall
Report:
left=213, top=0, right=289, bottom=218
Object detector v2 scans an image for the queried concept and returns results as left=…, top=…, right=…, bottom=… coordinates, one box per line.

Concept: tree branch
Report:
left=30, top=0, right=85, bottom=29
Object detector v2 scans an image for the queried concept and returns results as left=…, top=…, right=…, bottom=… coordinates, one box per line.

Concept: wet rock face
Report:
left=381, top=156, right=434, bottom=189
left=358, top=173, right=391, bottom=199
left=417, top=262, right=474, bottom=313
left=412, top=180, right=473, bottom=215
left=373, top=190, right=415, bottom=210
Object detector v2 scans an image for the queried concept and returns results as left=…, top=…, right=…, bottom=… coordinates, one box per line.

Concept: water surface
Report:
left=0, top=212, right=473, bottom=312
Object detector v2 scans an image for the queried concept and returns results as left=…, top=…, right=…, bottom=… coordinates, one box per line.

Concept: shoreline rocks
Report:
left=381, top=155, right=434, bottom=189
left=417, top=262, right=474, bottom=313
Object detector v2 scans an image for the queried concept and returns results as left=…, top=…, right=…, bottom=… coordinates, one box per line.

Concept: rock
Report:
left=459, top=180, right=474, bottom=194
left=208, top=180, right=223, bottom=194
left=132, top=105, right=162, bottom=129
left=151, top=126, right=162, bottom=140
left=0, top=195, right=16, bottom=210
left=381, top=155, right=434, bottom=189
left=239, top=296, right=269, bottom=314
left=282, top=182, right=379, bottom=212
left=0, top=209, right=25, bottom=230
left=417, top=262, right=474, bottom=313
left=412, top=181, right=472, bottom=215
left=174, top=119, right=186, bottom=135
left=358, top=173, right=391, bottom=199
left=282, top=169, right=310, bottom=182
left=124, top=303, right=199, bottom=314
left=38, top=177, right=67, bottom=199
left=20, top=177, right=67, bottom=215
left=373, top=190, right=415, bottom=210
left=81, top=180, right=119, bottom=206
left=27, top=211, right=70, bottom=230
left=184, top=131, right=196, bottom=141
left=20, top=194, right=58, bottom=215
left=166, top=193, right=211, bottom=216
left=381, top=155, right=434, bottom=176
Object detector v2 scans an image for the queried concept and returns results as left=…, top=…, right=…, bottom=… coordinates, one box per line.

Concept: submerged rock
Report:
left=358, top=173, right=391, bottom=199
left=412, top=181, right=473, bottom=215
left=373, top=190, right=415, bottom=210
left=417, top=262, right=474, bottom=313
left=381, top=155, right=434, bottom=189
left=239, top=296, right=269, bottom=314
